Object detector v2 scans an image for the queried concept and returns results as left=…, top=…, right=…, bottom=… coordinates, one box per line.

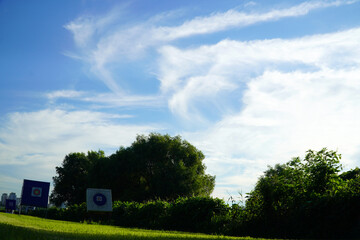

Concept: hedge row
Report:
left=27, top=195, right=360, bottom=238
left=28, top=197, right=241, bottom=234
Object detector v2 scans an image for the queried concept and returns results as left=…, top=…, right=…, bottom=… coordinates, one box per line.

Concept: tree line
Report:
left=50, top=133, right=360, bottom=238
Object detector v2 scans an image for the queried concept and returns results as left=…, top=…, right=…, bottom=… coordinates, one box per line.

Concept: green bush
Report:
left=112, top=201, right=142, bottom=227
left=111, top=197, right=230, bottom=233
left=136, top=200, right=169, bottom=229
left=166, top=197, right=229, bottom=233
left=30, top=197, right=230, bottom=234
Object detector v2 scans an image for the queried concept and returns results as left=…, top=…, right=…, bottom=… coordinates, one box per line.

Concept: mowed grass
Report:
left=0, top=212, right=274, bottom=240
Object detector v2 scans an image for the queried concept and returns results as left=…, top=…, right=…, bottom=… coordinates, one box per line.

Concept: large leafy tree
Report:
left=246, top=148, right=343, bottom=215
left=246, top=149, right=342, bottom=219
left=50, top=133, right=215, bottom=205
left=106, top=133, right=215, bottom=202
left=244, top=148, right=360, bottom=238
left=50, top=151, right=105, bottom=206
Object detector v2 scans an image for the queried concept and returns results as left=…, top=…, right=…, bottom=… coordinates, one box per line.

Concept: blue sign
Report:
left=5, top=199, right=16, bottom=211
left=93, top=193, right=107, bottom=206
left=21, top=179, right=50, bottom=208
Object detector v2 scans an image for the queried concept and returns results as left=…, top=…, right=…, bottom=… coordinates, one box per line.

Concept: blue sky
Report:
left=1, top=0, right=360, bottom=201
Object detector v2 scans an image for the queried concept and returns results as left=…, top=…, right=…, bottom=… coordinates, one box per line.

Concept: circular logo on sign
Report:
left=93, top=193, right=106, bottom=206
left=31, top=187, right=42, bottom=197
left=33, top=189, right=41, bottom=195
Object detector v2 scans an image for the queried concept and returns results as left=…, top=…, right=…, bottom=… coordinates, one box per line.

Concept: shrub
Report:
left=166, top=197, right=229, bottom=233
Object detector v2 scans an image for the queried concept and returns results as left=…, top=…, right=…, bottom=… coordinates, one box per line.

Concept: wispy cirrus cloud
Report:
left=158, top=27, right=360, bottom=119
left=153, top=0, right=356, bottom=41
left=45, top=90, right=165, bottom=109
left=64, top=5, right=126, bottom=48
left=46, top=90, right=86, bottom=100
left=64, top=0, right=355, bottom=95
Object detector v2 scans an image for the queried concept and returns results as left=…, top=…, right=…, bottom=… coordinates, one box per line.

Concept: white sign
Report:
left=86, top=188, right=112, bottom=212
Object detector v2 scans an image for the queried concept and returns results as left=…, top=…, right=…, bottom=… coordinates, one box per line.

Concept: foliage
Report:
left=107, top=133, right=215, bottom=202
left=244, top=148, right=360, bottom=239
left=340, top=167, right=360, bottom=181
left=112, top=200, right=169, bottom=229
left=28, top=196, right=233, bottom=234
left=50, top=151, right=105, bottom=206
left=51, top=133, right=215, bottom=205
left=166, top=197, right=229, bottom=233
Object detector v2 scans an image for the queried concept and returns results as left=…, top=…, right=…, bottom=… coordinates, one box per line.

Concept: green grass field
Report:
left=0, top=213, right=277, bottom=240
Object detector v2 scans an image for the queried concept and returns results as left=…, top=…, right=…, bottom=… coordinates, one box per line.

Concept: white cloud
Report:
left=81, top=93, right=165, bottom=108
left=45, top=90, right=165, bottom=109
left=168, top=75, right=237, bottom=121
left=154, top=0, right=355, bottom=41
left=193, top=69, right=360, bottom=198
left=159, top=27, right=360, bottom=119
left=0, top=109, right=159, bottom=166
left=64, top=0, right=356, bottom=95
left=46, top=90, right=85, bottom=100
left=172, top=27, right=360, bottom=198
left=0, top=109, right=160, bottom=195
left=65, top=18, right=95, bottom=48
left=64, top=6, right=122, bottom=48
left=244, top=1, right=257, bottom=8
left=0, top=175, right=23, bottom=197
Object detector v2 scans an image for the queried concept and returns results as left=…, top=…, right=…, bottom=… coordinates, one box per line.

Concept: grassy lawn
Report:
left=0, top=212, right=276, bottom=240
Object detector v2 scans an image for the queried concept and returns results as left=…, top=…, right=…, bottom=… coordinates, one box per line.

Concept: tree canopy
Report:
left=50, top=150, right=105, bottom=206
left=244, top=148, right=360, bottom=238
left=50, top=133, right=215, bottom=206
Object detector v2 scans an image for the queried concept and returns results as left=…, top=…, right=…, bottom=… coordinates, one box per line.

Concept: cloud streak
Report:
left=64, top=0, right=355, bottom=95
left=158, top=27, right=360, bottom=119
left=45, top=90, right=165, bottom=109
left=154, top=0, right=356, bottom=40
